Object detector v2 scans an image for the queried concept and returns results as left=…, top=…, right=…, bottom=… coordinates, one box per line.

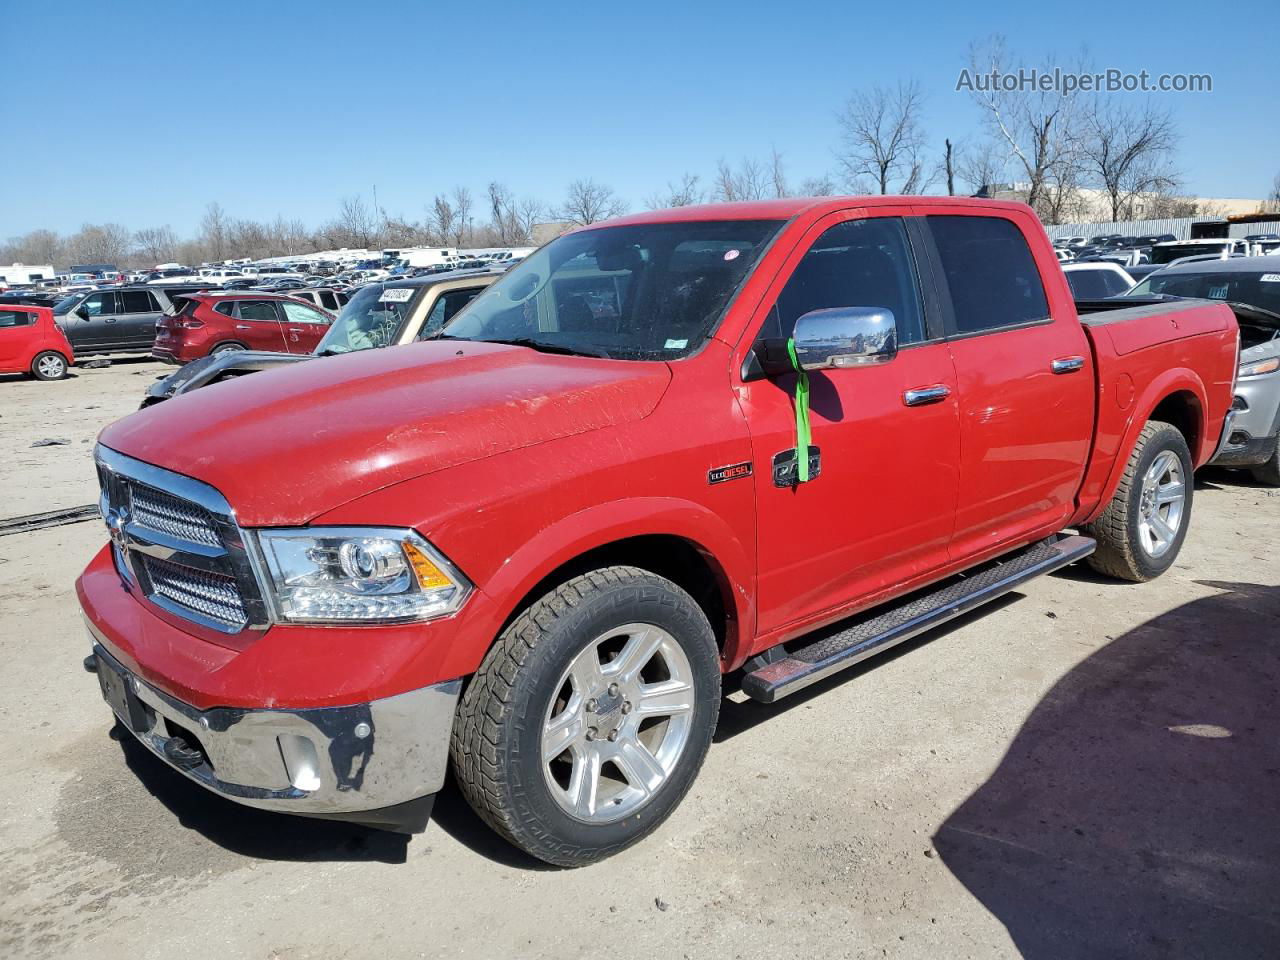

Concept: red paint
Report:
left=0, top=305, right=74, bottom=377
left=151, top=293, right=333, bottom=363
left=79, top=197, right=1239, bottom=711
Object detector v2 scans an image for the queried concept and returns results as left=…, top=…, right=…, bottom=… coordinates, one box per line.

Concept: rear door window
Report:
left=927, top=216, right=1050, bottom=335
left=119, top=290, right=160, bottom=313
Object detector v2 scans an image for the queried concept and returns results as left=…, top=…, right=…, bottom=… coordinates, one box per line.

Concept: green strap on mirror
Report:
left=786, top=337, right=811, bottom=483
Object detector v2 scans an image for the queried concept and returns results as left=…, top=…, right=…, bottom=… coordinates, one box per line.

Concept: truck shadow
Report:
left=933, top=580, right=1280, bottom=959
left=112, top=732, right=412, bottom=864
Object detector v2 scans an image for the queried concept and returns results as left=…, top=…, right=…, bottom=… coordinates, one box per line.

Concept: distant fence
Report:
left=1042, top=217, right=1215, bottom=242
left=1042, top=216, right=1280, bottom=242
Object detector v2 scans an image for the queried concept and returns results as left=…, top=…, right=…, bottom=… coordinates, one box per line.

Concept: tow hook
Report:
left=83, top=654, right=98, bottom=674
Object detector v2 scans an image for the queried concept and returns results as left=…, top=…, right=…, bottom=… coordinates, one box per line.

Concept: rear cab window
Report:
left=927, top=215, right=1050, bottom=336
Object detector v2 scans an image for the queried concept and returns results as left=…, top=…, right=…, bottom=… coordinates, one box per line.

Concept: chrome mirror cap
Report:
left=792, top=306, right=898, bottom=371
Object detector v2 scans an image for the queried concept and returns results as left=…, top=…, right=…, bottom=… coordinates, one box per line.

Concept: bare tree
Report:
left=956, top=140, right=1008, bottom=196
left=798, top=174, right=838, bottom=197
left=644, top=173, right=704, bottom=209
left=769, top=148, right=789, bottom=198
left=0, top=229, right=62, bottom=266
left=1080, top=100, right=1180, bottom=221
left=451, top=186, right=473, bottom=247
left=199, top=202, right=230, bottom=261
left=1263, top=172, right=1280, bottom=214
left=966, top=37, right=1084, bottom=216
left=942, top=139, right=958, bottom=196
left=514, top=196, right=545, bottom=244
left=428, top=194, right=456, bottom=246
left=337, top=195, right=376, bottom=248
left=134, top=225, right=177, bottom=263
left=836, top=81, right=928, bottom=194
left=558, top=179, right=626, bottom=225
left=64, top=223, right=133, bottom=265
left=713, top=157, right=769, bottom=202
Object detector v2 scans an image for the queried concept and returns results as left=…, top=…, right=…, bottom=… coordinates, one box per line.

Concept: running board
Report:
left=741, top=535, right=1096, bottom=703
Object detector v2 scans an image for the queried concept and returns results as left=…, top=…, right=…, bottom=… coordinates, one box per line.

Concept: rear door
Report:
left=921, top=210, right=1094, bottom=561
left=232, top=299, right=290, bottom=352
left=278, top=300, right=332, bottom=353
left=117, top=289, right=163, bottom=349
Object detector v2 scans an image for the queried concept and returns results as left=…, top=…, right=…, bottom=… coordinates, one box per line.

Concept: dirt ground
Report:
left=1, top=362, right=1277, bottom=960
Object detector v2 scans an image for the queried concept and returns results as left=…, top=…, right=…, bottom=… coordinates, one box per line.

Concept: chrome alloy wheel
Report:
left=1137, top=450, right=1185, bottom=558
left=37, top=355, right=66, bottom=378
left=541, top=623, right=696, bottom=823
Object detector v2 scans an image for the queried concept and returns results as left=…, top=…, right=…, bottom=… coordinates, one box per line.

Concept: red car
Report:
left=81, top=197, right=1238, bottom=865
left=0, top=303, right=74, bottom=380
left=151, top=292, right=334, bottom=364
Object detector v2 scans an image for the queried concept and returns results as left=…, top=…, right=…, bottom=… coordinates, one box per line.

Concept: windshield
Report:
left=314, top=283, right=420, bottom=354
left=440, top=219, right=784, bottom=360
left=1129, top=270, right=1280, bottom=315
left=1150, top=243, right=1229, bottom=264
left=53, top=295, right=82, bottom=315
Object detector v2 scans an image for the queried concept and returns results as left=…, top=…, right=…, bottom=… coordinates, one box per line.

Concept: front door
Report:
left=737, top=210, right=961, bottom=635
left=921, top=211, right=1095, bottom=559
left=0, top=307, right=35, bottom=370
left=69, top=291, right=121, bottom=352
left=232, top=300, right=290, bottom=352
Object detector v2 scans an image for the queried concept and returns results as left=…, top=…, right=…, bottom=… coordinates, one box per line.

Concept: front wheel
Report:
left=451, top=566, right=720, bottom=867
left=31, top=351, right=69, bottom=381
left=1085, top=420, right=1192, bottom=582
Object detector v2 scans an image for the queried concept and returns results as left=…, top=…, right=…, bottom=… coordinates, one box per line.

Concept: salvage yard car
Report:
left=140, top=272, right=495, bottom=404
left=78, top=197, right=1238, bottom=867
left=150, top=291, right=333, bottom=363
left=0, top=303, right=74, bottom=380
left=1125, top=255, right=1280, bottom=484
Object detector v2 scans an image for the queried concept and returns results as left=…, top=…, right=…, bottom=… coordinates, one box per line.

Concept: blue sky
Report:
left=5, top=0, right=1275, bottom=237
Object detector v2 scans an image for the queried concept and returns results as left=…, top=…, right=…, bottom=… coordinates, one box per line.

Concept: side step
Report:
left=741, top=534, right=1096, bottom=703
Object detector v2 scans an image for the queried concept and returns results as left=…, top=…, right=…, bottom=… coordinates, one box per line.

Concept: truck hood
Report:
left=101, top=341, right=672, bottom=525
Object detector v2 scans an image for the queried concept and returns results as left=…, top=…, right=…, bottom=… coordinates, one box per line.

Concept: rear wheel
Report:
left=211, top=341, right=246, bottom=356
left=1250, top=433, right=1280, bottom=486
left=451, top=566, right=720, bottom=867
left=31, top=351, right=68, bottom=381
left=1085, top=420, right=1192, bottom=582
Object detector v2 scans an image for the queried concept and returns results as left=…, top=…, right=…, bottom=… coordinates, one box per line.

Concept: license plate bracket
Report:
left=96, top=655, right=154, bottom=733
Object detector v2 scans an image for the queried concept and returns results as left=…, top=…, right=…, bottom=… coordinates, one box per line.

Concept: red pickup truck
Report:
left=78, top=197, right=1238, bottom=866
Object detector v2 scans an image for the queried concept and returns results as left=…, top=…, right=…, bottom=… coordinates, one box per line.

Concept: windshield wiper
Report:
left=433, top=334, right=610, bottom=359
left=314, top=346, right=348, bottom=357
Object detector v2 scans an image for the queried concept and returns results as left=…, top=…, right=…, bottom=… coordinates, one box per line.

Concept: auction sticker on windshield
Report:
left=379, top=288, right=414, bottom=302
left=1261, top=274, right=1280, bottom=283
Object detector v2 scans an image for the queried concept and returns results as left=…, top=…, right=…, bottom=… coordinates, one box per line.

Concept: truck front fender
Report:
left=471, top=497, right=756, bottom=672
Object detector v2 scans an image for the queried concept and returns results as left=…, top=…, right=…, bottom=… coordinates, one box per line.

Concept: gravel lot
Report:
left=1, top=362, right=1277, bottom=959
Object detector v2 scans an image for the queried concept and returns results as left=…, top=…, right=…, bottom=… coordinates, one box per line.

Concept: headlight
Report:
left=253, top=527, right=471, bottom=624
left=1239, top=356, right=1280, bottom=378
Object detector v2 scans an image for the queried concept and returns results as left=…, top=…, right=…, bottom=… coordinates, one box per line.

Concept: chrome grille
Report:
left=128, top=481, right=222, bottom=548
left=142, top=556, right=247, bottom=629
left=95, top=445, right=268, bottom=635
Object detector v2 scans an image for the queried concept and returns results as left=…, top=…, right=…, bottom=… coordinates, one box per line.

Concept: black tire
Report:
left=30, top=350, right=69, bottom=381
left=450, top=566, right=720, bottom=867
left=1084, top=420, right=1193, bottom=582
left=211, top=341, right=247, bottom=356
left=1249, top=435, right=1280, bottom=487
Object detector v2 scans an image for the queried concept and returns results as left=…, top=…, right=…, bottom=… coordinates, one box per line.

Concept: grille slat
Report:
left=143, top=555, right=247, bottom=629
left=128, top=481, right=222, bottom=548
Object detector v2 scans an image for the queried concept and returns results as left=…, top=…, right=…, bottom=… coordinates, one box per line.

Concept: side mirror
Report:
left=791, top=306, right=898, bottom=371
left=75, top=307, right=90, bottom=321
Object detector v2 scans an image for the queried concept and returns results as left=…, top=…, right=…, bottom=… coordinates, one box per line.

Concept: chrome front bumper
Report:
left=88, top=642, right=459, bottom=832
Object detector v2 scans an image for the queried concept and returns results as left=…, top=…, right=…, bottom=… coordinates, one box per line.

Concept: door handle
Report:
left=1051, top=356, right=1085, bottom=374
left=105, top=318, right=116, bottom=324
left=903, top=385, right=951, bottom=407
left=235, top=324, right=251, bottom=330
